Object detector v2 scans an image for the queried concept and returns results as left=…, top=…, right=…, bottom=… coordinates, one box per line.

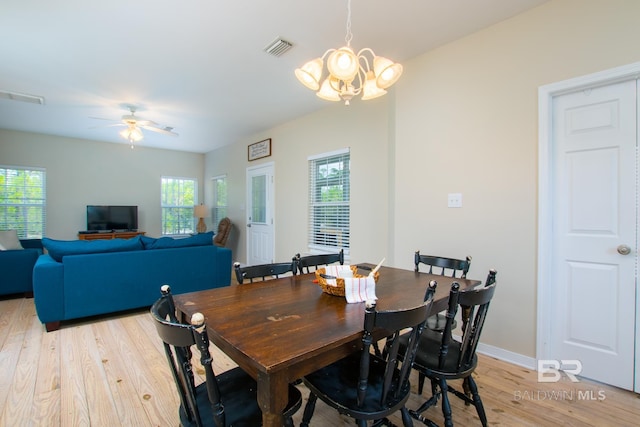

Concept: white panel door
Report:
left=551, top=80, right=637, bottom=390
left=246, top=163, right=274, bottom=265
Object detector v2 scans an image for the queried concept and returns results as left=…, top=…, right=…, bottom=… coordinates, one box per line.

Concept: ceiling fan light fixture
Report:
left=91, top=106, right=178, bottom=148
left=120, top=125, right=144, bottom=148
left=294, top=0, right=402, bottom=105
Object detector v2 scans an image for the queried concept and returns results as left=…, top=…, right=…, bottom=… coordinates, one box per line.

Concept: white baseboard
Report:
left=453, top=335, right=537, bottom=370
left=477, top=342, right=537, bottom=370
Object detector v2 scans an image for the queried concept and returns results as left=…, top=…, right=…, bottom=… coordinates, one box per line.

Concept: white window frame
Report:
left=161, top=176, right=198, bottom=236
left=0, top=165, right=46, bottom=238
left=211, top=174, right=227, bottom=230
left=307, top=148, right=350, bottom=254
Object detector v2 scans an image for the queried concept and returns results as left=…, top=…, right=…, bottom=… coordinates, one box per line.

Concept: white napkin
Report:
left=342, top=275, right=377, bottom=304
left=323, top=265, right=377, bottom=303
left=324, top=265, right=354, bottom=285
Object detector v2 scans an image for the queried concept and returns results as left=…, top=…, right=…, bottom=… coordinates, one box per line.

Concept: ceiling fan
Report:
left=90, top=106, right=178, bottom=148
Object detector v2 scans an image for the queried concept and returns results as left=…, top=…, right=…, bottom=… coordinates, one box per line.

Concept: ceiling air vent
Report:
left=0, top=90, right=45, bottom=105
left=264, top=38, right=293, bottom=57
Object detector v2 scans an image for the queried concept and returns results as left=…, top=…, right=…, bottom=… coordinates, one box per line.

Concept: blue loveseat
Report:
left=33, top=232, right=232, bottom=331
left=0, top=239, right=44, bottom=297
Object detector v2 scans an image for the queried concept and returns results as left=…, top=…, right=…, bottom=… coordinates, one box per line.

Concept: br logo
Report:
left=537, top=359, right=582, bottom=383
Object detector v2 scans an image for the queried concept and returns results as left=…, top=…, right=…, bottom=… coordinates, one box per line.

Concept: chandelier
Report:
left=295, top=0, right=403, bottom=105
left=119, top=124, right=144, bottom=149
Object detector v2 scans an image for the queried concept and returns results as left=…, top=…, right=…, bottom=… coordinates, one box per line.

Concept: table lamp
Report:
left=194, top=204, right=208, bottom=233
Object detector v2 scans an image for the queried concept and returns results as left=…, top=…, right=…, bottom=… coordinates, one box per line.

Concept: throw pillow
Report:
left=0, top=230, right=23, bottom=251
left=42, top=236, right=144, bottom=262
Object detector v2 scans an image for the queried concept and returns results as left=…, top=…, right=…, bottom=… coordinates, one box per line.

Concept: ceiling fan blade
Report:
left=88, top=123, right=126, bottom=129
left=89, top=116, right=119, bottom=122
left=135, top=120, right=157, bottom=127
left=141, top=125, right=179, bottom=137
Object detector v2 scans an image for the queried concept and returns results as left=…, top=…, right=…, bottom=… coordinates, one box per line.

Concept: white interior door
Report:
left=550, top=79, right=637, bottom=390
left=246, top=163, right=274, bottom=265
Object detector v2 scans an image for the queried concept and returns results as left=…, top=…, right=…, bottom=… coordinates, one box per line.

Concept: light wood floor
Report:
left=1, top=295, right=639, bottom=426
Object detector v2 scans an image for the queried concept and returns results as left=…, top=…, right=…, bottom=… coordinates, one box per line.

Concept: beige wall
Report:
left=393, top=0, right=640, bottom=357
left=204, top=99, right=391, bottom=265
left=205, top=0, right=640, bottom=358
left=0, top=129, right=204, bottom=239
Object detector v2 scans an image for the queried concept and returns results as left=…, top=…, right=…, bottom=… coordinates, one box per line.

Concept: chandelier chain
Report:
left=345, top=0, right=353, bottom=47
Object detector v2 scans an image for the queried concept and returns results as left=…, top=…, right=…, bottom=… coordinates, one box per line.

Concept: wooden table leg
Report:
left=257, top=370, right=288, bottom=427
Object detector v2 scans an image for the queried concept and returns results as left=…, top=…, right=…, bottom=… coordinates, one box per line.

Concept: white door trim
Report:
left=537, top=61, right=640, bottom=362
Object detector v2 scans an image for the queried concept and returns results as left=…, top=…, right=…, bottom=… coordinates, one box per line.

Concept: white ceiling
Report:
left=0, top=0, right=548, bottom=153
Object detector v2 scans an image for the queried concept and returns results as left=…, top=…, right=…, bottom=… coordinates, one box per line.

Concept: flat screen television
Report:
left=87, top=205, right=138, bottom=231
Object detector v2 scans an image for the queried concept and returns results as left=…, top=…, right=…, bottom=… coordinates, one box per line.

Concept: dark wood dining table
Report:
left=172, top=264, right=481, bottom=427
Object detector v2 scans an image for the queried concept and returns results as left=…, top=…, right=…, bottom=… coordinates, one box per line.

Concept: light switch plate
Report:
left=448, top=193, right=462, bottom=208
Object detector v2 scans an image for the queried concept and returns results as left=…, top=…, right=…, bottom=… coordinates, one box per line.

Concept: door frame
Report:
left=537, top=62, right=640, bottom=374
left=245, top=161, right=275, bottom=265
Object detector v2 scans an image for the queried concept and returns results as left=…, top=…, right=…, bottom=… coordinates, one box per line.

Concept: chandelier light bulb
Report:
left=327, top=47, right=359, bottom=82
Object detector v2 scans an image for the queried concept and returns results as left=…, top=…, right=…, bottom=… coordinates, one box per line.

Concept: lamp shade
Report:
left=373, top=56, right=403, bottom=89
left=295, top=58, right=323, bottom=91
left=194, top=204, right=208, bottom=218
left=316, top=77, right=342, bottom=101
left=361, top=71, right=387, bottom=100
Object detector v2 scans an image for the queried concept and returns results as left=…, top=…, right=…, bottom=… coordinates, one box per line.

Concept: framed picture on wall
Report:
left=248, top=138, right=272, bottom=161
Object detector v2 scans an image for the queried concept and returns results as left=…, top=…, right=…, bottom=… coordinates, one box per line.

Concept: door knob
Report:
left=247, top=223, right=252, bottom=228
left=617, top=244, right=631, bottom=255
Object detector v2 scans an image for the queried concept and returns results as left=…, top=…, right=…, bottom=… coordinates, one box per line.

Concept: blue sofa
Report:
left=33, top=233, right=232, bottom=331
left=0, top=239, right=43, bottom=297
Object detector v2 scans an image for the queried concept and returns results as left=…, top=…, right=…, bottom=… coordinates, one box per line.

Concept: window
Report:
left=0, top=166, right=46, bottom=238
left=211, top=175, right=227, bottom=229
left=161, top=176, right=197, bottom=235
left=308, top=149, right=350, bottom=253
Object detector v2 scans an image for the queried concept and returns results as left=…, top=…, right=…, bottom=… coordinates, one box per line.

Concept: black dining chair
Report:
left=295, top=249, right=344, bottom=274
left=233, top=260, right=297, bottom=284
left=398, top=269, right=497, bottom=427
left=300, top=281, right=438, bottom=427
left=150, top=285, right=302, bottom=427
left=414, top=251, right=472, bottom=333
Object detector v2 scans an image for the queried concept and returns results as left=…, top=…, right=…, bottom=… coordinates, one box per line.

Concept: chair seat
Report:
left=426, top=313, right=457, bottom=332
left=398, top=332, right=477, bottom=379
left=181, top=366, right=302, bottom=427
left=303, top=353, right=410, bottom=420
